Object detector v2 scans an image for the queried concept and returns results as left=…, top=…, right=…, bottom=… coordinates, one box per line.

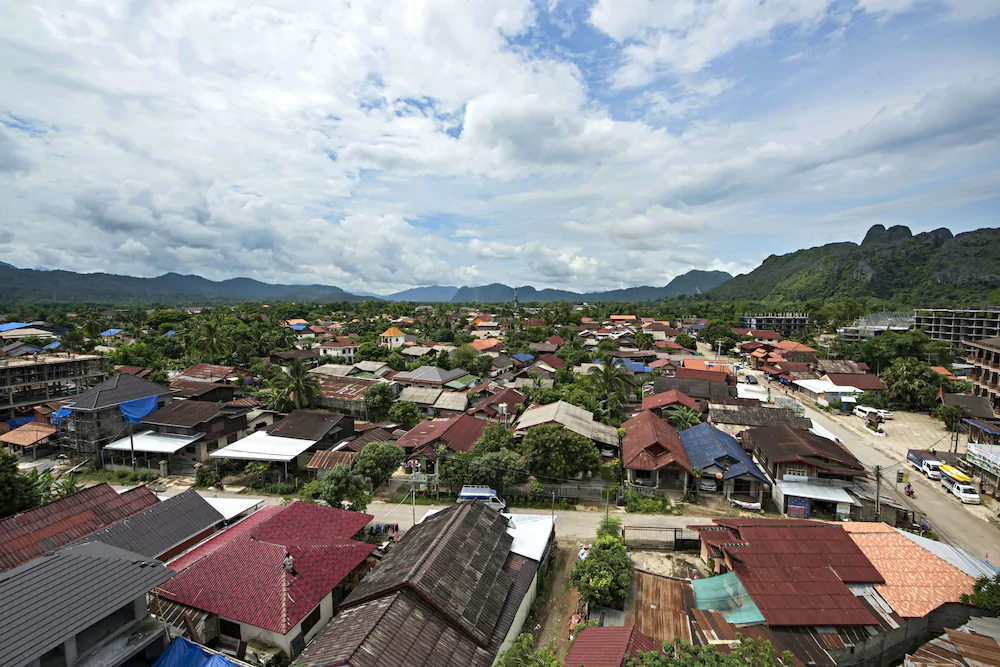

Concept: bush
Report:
left=298, top=479, right=323, bottom=501
left=194, top=467, right=214, bottom=488
left=623, top=489, right=671, bottom=513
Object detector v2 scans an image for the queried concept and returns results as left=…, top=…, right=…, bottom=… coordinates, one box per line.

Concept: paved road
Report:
left=803, top=404, right=1000, bottom=563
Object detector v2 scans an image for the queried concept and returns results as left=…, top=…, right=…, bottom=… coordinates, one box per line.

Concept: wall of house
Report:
left=493, top=572, right=539, bottom=663
left=229, top=592, right=334, bottom=657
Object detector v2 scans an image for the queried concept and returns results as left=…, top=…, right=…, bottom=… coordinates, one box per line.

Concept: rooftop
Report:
left=641, top=389, right=698, bottom=412
left=621, top=411, right=693, bottom=474
left=678, top=423, right=769, bottom=484
left=398, top=414, right=487, bottom=456
left=0, top=542, right=175, bottom=667
left=142, top=400, right=226, bottom=428
left=315, top=374, right=378, bottom=399
left=708, top=404, right=812, bottom=430
left=393, top=366, right=468, bottom=384
left=66, top=373, right=173, bottom=411
left=0, top=422, right=57, bottom=447
left=821, top=373, right=886, bottom=391
left=513, top=400, right=619, bottom=446
left=209, top=430, right=317, bottom=462
left=743, top=425, right=864, bottom=476
left=564, top=626, right=660, bottom=667
left=175, top=363, right=239, bottom=382
left=158, top=502, right=373, bottom=634
left=0, top=483, right=159, bottom=571
left=267, top=409, right=349, bottom=440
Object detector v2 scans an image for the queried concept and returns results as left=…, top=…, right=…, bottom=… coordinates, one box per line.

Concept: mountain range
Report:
left=708, top=225, right=1000, bottom=305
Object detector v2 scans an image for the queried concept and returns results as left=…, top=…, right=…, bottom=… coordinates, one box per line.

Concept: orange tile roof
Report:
left=841, top=523, right=973, bottom=618
left=930, top=366, right=957, bottom=381
left=284, top=318, right=308, bottom=326
left=682, top=359, right=734, bottom=373
left=774, top=340, right=817, bottom=353
left=470, top=338, right=501, bottom=351
left=380, top=326, right=405, bottom=337
left=0, top=422, right=57, bottom=447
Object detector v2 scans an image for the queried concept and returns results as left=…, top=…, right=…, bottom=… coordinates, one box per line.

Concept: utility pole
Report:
left=874, top=465, right=882, bottom=522
left=551, top=492, right=556, bottom=521
left=411, top=487, right=415, bottom=527
left=717, top=340, right=723, bottom=360
left=129, top=423, right=136, bottom=472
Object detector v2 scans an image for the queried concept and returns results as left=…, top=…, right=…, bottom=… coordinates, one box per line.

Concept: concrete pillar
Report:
left=64, top=635, right=78, bottom=666
left=134, top=596, right=146, bottom=621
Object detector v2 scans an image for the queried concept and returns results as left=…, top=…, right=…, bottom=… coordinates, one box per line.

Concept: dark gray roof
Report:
left=654, top=376, right=735, bottom=401
left=343, top=502, right=513, bottom=647
left=0, top=542, right=174, bottom=667
left=142, top=400, right=226, bottom=427
left=708, top=404, right=813, bottom=430
left=940, top=393, right=996, bottom=419
left=267, top=410, right=348, bottom=440
left=75, top=490, right=223, bottom=558
left=393, top=366, right=468, bottom=384
left=67, top=372, right=173, bottom=411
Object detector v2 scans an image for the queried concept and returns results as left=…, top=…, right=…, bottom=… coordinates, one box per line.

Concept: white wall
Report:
left=229, top=592, right=334, bottom=657
left=493, top=572, right=538, bottom=663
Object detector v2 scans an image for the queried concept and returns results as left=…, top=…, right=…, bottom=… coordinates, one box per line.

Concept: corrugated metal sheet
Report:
left=624, top=570, right=692, bottom=646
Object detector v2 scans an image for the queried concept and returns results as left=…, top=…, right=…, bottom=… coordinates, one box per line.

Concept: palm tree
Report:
left=273, top=358, right=322, bottom=409
left=588, top=357, right=630, bottom=402
left=269, top=326, right=298, bottom=351
left=881, top=357, right=930, bottom=407
left=192, top=318, right=232, bottom=362
left=80, top=311, right=105, bottom=340
left=667, top=407, right=702, bottom=431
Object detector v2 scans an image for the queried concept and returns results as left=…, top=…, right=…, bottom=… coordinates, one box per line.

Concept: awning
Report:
left=203, top=497, right=264, bottom=521
left=104, top=430, right=203, bottom=454
left=208, top=430, right=316, bottom=462
left=777, top=479, right=854, bottom=505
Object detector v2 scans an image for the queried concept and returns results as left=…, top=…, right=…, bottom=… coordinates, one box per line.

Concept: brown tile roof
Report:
left=565, top=626, right=660, bottom=667
left=537, top=353, right=566, bottom=369
left=307, top=450, right=357, bottom=469
left=842, top=523, right=974, bottom=618
left=267, top=410, right=348, bottom=440
left=930, top=366, right=957, bottom=381
left=641, top=390, right=699, bottom=412
left=743, top=425, right=864, bottom=475
left=0, top=422, right=57, bottom=447
left=343, top=427, right=396, bottom=452
left=0, top=484, right=159, bottom=571
left=775, top=341, right=818, bottom=353
left=316, top=375, right=378, bottom=400
left=823, top=373, right=886, bottom=391
left=675, top=368, right=729, bottom=383
left=168, top=378, right=224, bottom=398
left=142, top=400, right=225, bottom=428
left=176, top=363, right=238, bottom=382
left=399, top=414, right=487, bottom=457
left=621, top=411, right=693, bottom=474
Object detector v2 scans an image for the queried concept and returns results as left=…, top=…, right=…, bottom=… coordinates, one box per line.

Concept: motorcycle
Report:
left=904, top=485, right=915, bottom=498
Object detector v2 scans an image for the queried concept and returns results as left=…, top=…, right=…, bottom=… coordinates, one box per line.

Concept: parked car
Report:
left=874, top=408, right=893, bottom=420
left=746, top=375, right=758, bottom=385
left=853, top=406, right=878, bottom=419
left=952, top=483, right=981, bottom=504
left=699, top=478, right=718, bottom=492
left=457, top=485, right=507, bottom=511
left=601, top=445, right=617, bottom=458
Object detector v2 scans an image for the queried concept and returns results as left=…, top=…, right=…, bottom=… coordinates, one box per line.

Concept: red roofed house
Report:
left=318, top=336, right=361, bottom=363
left=655, top=340, right=692, bottom=353
left=640, top=389, right=701, bottom=418
left=621, top=411, right=694, bottom=493
left=674, top=367, right=733, bottom=385
left=690, top=518, right=883, bottom=627
left=537, top=353, right=566, bottom=370
left=564, top=625, right=662, bottom=667
left=398, top=414, right=488, bottom=474
left=545, top=336, right=564, bottom=347
left=642, top=322, right=680, bottom=341
left=819, top=373, right=886, bottom=392
left=0, top=483, right=159, bottom=571
left=470, top=338, right=502, bottom=353
left=157, top=501, right=374, bottom=657
left=468, top=387, right=526, bottom=421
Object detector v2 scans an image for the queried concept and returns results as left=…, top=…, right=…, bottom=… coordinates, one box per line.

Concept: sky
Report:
left=1, top=0, right=998, bottom=296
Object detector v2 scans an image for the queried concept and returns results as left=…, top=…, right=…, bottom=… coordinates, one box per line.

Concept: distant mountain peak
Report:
left=861, top=224, right=914, bottom=246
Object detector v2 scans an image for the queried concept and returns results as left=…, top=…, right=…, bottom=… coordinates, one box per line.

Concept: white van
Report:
left=952, top=483, right=981, bottom=504
left=457, top=485, right=507, bottom=511
left=853, top=406, right=878, bottom=419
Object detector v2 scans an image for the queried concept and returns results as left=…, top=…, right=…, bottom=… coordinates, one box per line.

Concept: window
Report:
left=301, top=605, right=322, bottom=637
left=227, top=433, right=238, bottom=444
left=219, top=618, right=241, bottom=640
left=185, top=446, right=195, bottom=455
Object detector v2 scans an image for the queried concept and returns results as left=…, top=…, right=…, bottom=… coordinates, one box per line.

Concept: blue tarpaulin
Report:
left=512, top=353, right=534, bottom=363
left=164, top=330, right=176, bottom=337
left=152, top=637, right=236, bottom=667
left=52, top=406, right=72, bottom=432
left=42, top=341, right=61, bottom=350
left=99, top=328, right=123, bottom=337
left=4, top=416, right=34, bottom=429
left=0, top=322, right=30, bottom=333
left=289, top=323, right=307, bottom=331
left=119, top=395, right=159, bottom=424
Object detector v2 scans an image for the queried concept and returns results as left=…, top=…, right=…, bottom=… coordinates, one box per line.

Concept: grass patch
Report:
left=78, top=469, right=160, bottom=486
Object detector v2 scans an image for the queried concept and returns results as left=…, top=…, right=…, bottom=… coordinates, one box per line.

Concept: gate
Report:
left=622, top=526, right=701, bottom=550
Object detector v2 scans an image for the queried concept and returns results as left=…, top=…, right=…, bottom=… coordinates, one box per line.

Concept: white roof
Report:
left=402, top=346, right=433, bottom=357
left=104, top=430, right=203, bottom=454
left=311, top=364, right=353, bottom=377
left=793, top=379, right=863, bottom=395
left=736, top=384, right=769, bottom=402
left=432, top=392, right=469, bottom=412
left=354, top=361, right=389, bottom=373
left=502, top=513, right=555, bottom=562
left=776, top=479, right=854, bottom=504
left=514, top=400, right=618, bottom=445
left=398, top=386, right=443, bottom=406
left=208, top=430, right=317, bottom=462
left=204, top=497, right=265, bottom=521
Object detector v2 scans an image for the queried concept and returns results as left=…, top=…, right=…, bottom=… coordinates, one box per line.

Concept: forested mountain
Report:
left=0, top=265, right=365, bottom=304
left=449, top=270, right=733, bottom=303
left=708, top=225, right=1000, bottom=305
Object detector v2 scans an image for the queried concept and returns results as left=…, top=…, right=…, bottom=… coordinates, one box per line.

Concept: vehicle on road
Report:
left=746, top=375, right=758, bottom=385
left=907, top=450, right=943, bottom=480
left=457, top=485, right=507, bottom=511
left=952, top=483, right=981, bottom=504
left=939, top=465, right=971, bottom=493
left=873, top=408, right=893, bottom=420
left=853, top=406, right=878, bottom=419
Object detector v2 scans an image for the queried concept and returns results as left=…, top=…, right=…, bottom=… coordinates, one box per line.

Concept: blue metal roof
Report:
left=965, top=418, right=1000, bottom=435
left=512, top=353, right=535, bottom=363
left=0, top=322, right=31, bottom=332
left=99, top=328, right=124, bottom=337
left=678, top=423, right=769, bottom=484
left=289, top=323, right=307, bottom=331
left=614, top=358, right=652, bottom=373
left=41, top=341, right=60, bottom=350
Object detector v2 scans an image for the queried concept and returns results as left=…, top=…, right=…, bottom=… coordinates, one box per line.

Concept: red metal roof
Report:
left=621, top=411, right=693, bottom=474
left=0, top=483, right=159, bottom=571
left=537, top=353, right=566, bottom=370
left=675, top=368, right=730, bottom=383
left=641, top=390, right=699, bottom=412
left=168, top=505, right=283, bottom=571
left=159, top=502, right=374, bottom=634
left=470, top=388, right=526, bottom=417
left=176, top=363, right=238, bottom=382
left=399, top=414, right=488, bottom=458
left=564, top=626, right=660, bottom=667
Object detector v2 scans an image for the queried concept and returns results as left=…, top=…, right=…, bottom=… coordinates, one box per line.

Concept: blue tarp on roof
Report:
left=512, top=353, right=535, bottom=363
left=99, top=328, right=123, bottom=337
left=42, top=341, right=60, bottom=350
left=52, top=406, right=72, bottom=431
left=4, top=416, right=34, bottom=429
left=0, top=322, right=31, bottom=332
left=119, top=395, right=159, bottom=424
left=614, top=358, right=652, bottom=374
left=152, top=637, right=236, bottom=667
left=164, top=330, right=176, bottom=337
left=290, top=323, right=307, bottom=331
left=678, top=423, right=769, bottom=484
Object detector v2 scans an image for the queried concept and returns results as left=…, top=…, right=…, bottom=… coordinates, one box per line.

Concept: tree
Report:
left=634, top=332, right=655, bottom=350
left=319, top=465, right=370, bottom=512
left=471, top=423, right=515, bottom=456
left=363, top=382, right=395, bottom=420
left=452, top=344, right=479, bottom=371
left=53, top=473, right=83, bottom=498
left=386, top=351, right=406, bottom=371
left=597, top=514, right=622, bottom=540
left=628, top=636, right=794, bottom=666
left=881, top=357, right=934, bottom=407
left=80, top=311, right=105, bottom=340
left=961, top=573, right=1000, bottom=614
left=353, top=441, right=406, bottom=489
left=356, top=342, right=388, bottom=362
left=388, top=401, right=421, bottom=430
left=192, top=318, right=232, bottom=362
left=495, top=633, right=561, bottom=667
left=667, top=407, right=702, bottom=431
left=1, top=453, right=40, bottom=518
left=569, top=532, right=634, bottom=609
left=519, top=424, right=601, bottom=481
left=588, top=359, right=630, bottom=402
left=437, top=447, right=473, bottom=493
left=244, top=461, right=270, bottom=486
left=933, top=404, right=971, bottom=431
left=468, top=449, right=528, bottom=491
left=272, top=357, right=321, bottom=409
left=675, top=333, right=697, bottom=350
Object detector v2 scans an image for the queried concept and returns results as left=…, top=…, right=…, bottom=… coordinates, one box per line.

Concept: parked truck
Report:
left=907, top=450, right=943, bottom=480
left=938, top=465, right=971, bottom=491
left=457, top=485, right=507, bottom=511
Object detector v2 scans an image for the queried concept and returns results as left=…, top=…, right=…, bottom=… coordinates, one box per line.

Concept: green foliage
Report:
left=471, top=423, right=516, bottom=456
left=437, top=448, right=473, bottom=493
left=1, top=453, right=40, bottom=518
left=667, top=407, right=702, bottom=431
left=495, top=633, right=561, bottom=667
left=532, top=388, right=561, bottom=405
left=597, top=514, right=622, bottom=539
left=675, top=332, right=697, bottom=350
left=634, top=332, right=655, bottom=350
left=467, top=448, right=528, bottom=491
left=519, top=424, right=601, bottom=482
left=319, top=465, right=370, bottom=512
left=356, top=341, right=389, bottom=362
left=244, top=461, right=271, bottom=486
left=363, top=382, right=395, bottom=419
left=388, top=401, right=421, bottom=429
left=298, top=479, right=323, bottom=501
left=934, top=404, right=971, bottom=431
left=961, top=573, right=1000, bottom=613
left=880, top=356, right=943, bottom=408
left=569, top=532, right=634, bottom=609
left=194, top=466, right=215, bottom=488
left=353, top=441, right=405, bottom=489
left=386, top=352, right=406, bottom=371
left=628, top=636, right=794, bottom=666
left=623, top=489, right=672, bottom=513
left=271, top=357, right=321, bottom=409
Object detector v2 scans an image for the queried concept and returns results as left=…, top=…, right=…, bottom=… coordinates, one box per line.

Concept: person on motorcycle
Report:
left=905, top=483, right=913, bottom=496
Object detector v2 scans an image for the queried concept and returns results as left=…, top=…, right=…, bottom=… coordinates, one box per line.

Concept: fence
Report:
left=622, top=526, right=701, bottom=550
